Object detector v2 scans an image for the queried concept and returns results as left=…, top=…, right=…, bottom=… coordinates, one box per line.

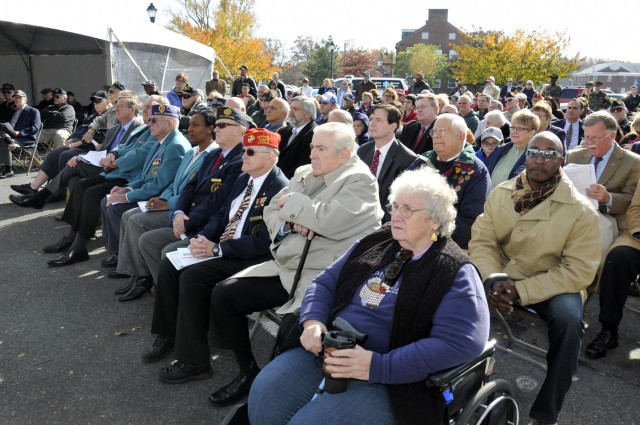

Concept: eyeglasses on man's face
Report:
left=525, top=148, right=563, bottom=161
left=215, top=122, right=241, bottom=129
left=242, top=148, right=270, bottom=156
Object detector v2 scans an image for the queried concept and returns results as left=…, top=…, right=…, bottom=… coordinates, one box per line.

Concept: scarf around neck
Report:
left=512, top=169, right=562, bottom=214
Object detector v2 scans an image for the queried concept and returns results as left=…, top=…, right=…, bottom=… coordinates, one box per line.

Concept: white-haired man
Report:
left=206, top=122, right=383, bottom=406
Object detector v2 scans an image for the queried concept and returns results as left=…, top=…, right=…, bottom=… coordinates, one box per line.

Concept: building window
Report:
left=433, top=79, right=441, bottom=88
left=623, top=75, right=627, bottom=83
left=449, top=50, right=457, bottom=60
left=421, top=32, right=429, bottom=40
left=607, top=75, right=612, bottom=82
left=449, top=33, right=456, bottom=40
left=448, top=79, right=457, bottom=88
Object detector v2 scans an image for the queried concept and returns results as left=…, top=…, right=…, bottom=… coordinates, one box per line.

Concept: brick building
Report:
left=396, top=9, right=465, bottom=93
left=572, top=62, right=640, bottom=94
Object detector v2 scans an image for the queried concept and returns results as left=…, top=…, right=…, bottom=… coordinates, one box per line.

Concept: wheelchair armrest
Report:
left=426, top=340, right=496, bottom=388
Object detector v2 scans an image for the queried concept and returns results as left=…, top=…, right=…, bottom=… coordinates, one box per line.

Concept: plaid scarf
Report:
left=512, top=169, right=562, bottom=214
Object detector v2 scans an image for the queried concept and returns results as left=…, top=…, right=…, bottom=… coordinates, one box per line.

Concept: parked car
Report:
left=334, top=76, right=409, bottom=93
left=560, top=86, right=625, bottom=110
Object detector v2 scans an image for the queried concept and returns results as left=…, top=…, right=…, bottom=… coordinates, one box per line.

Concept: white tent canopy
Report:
left=0, top=2, right=215, bottom=103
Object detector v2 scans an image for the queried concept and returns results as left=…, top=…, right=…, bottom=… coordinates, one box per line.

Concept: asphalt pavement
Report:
left=0, top=170, right=639, bottom=425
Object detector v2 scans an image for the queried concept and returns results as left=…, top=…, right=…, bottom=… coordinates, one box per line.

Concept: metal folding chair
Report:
left=11, top=124, right=43, bottom=175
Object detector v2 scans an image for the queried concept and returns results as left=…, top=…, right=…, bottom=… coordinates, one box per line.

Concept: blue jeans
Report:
left=528, top=292, right=584, bottom=423
left=248, top=348, right=395, bottom=425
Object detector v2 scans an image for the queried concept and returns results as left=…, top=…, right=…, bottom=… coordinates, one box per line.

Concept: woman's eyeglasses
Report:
left=385, top=203, right=426, bottom=218
left=383, top=249, right=413, bottom=287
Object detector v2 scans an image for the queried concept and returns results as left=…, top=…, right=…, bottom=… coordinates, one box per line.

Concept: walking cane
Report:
left=288, top=236, right=313, bottom=301
left=268, top=236, right=313, bottom=359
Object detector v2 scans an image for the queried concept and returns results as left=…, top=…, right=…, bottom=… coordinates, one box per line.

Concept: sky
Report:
left=21, top=0, right=640, bottom=63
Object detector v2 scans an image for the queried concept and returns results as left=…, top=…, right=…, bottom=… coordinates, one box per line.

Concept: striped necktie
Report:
left=219, top=180, right=254, bottom=241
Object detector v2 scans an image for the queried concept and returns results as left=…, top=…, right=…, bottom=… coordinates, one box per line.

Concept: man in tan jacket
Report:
left=469, top=131, right=600, bottom=425
left=207, top=122, right=383, bottom=407
left=585, top=187, right=640, bottom=359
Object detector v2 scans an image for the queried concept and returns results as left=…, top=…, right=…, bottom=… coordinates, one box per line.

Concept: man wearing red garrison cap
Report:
left=142, top=127, right=290, bottom=386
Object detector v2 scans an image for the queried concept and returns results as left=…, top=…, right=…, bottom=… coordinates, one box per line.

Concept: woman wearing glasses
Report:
left=248, top=168, right=489, bottom=425
left=486, top=109, right=540, bottom=187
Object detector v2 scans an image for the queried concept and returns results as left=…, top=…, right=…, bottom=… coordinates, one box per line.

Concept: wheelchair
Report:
left=221, top=275, right=519, bottom=425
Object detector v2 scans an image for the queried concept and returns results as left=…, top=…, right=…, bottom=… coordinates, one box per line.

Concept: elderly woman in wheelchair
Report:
left=247, top=168, right=495, bottom=425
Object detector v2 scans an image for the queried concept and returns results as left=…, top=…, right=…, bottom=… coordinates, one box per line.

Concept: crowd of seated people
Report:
left=5, top=68, right=640, bottom=425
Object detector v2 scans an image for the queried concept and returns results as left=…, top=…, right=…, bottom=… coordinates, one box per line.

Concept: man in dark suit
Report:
left=357, top=103, right=416, bottom=217
left=0, top=89, right=41, bottom=178
left=398, top=93, right=439, bottom=154
left=277, top=96, right=317, bottom=179
left=499, top=78, right=515, bottom=101
left=555, top=99, right=584, bottom=152
left=138, top=106, right=250, bottom=283
left=231, top=65, right=257, bottom=98
left=141, top=129, right=289, bottom=385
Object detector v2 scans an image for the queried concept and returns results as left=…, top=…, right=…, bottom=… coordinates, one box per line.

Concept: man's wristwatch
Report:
left=212, top=245, right=220, bottom=257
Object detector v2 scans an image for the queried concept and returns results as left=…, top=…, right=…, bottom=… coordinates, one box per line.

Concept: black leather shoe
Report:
left=158, top=360, right=212, bottom=384
left=11, top=183, right=37, bottom=195
left=114, top=276, right=137, bottom=295
left=108, top=269, right=130, bottom=279
left=208, top=371, right=258, bottom=406
left=47, top=249, right=89, bottom=267
left=43, top=236, right=73, bottom=254
left=142, top=335, right=175, bottom=363
left=118, top=277, right=154, bottom=302
left=585, top=329, right=619, bottom=359
left=9, top=193, right=45, bottom=209
left=101, top=254, right=118, bottom=268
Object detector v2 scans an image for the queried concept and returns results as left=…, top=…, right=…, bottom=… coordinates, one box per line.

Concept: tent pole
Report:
left=110, top=29, right=149, bottom=82
left=161, top=48, right=171, bottom=94
left=215, top=56, right=233, bottom=82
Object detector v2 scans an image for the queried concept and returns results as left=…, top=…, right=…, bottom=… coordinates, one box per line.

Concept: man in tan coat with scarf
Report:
left=469, top=131, right=600, bottom=425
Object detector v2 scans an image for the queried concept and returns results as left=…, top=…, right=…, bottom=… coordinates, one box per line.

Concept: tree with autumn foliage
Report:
left=394, top=44, right=448, bottom=85
left=340, top=48, right=379, bottom=78
left=450, top=29, right=581, bottom=86
left=167, top=0, right=279, bottom=82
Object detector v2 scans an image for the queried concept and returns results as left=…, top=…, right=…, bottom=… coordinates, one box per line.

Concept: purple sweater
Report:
left=300, top=244, right=490, bottom=385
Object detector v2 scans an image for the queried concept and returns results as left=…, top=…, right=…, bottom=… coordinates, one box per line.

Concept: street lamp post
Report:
left=328, top=37, right=337, bottom=80
left=146, top=3, right=158, bottom=23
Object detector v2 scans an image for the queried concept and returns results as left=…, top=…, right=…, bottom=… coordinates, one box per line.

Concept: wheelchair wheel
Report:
left=454, top=379, right=519, bottom=425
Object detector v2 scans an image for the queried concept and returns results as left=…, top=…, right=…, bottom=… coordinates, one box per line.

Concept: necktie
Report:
left=220, top=180, right=254, bottom=240
left=594, top=156, right=604, bottom=172
left=209, top=153, right=224, bottom=173
left=287, top=128, right=299, bottom=147
left=412, top=126, right=426, bottom=152
left=565, top=124, right=573, bottom=147
left=370, top=149, right=381, bottom=176
left=112, top=126, right=127, bottom=149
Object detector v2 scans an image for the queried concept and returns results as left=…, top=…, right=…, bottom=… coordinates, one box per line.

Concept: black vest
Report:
left=334, top=224, right=472, bottom=425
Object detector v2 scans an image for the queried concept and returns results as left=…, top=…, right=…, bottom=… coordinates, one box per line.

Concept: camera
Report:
left=321, top=317, right=367, bottom=394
